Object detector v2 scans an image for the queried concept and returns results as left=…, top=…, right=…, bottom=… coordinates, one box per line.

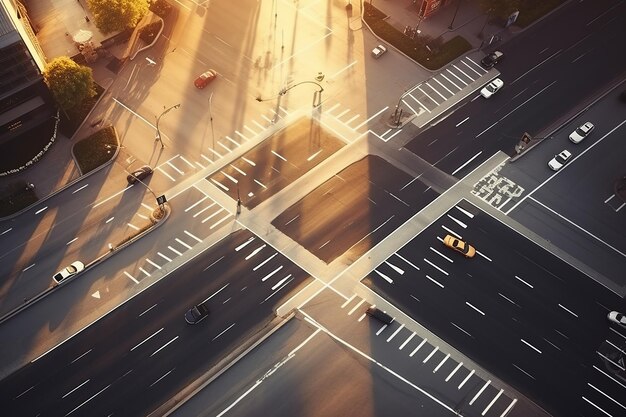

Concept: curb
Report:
left=153, top=311, right=298, bottom=417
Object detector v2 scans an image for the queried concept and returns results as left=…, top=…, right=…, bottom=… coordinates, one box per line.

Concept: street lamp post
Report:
left=208, top=93, right=215, bottom=150
left=256, top=80, right=324, bottom=123
left=155, top=103, right=181, bottom=149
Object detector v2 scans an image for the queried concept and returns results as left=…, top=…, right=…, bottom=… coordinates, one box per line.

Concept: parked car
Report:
left=185, top=302, right=210, bottom=324
left=366, top=307, right=393, bottom=324
left=569, top=121, right=594, bottom=144
left=127, top=165, right=153, bottom=185
left=371, top=44, right=387, bottom=59
left=548, top=150, right=572, bottom=171
left=443, top=235, right=476, bottom=258
left=480, top=50, right=504, bottom=68
left=194, top=69, right=217, bottom=89
left=52, top=261, right=85, bottom=286
left=607, top=311, right=626, bottom=328
left=480, top=78, right=504, bottom=98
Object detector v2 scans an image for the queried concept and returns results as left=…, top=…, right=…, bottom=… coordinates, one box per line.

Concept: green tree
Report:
left=478, top=0, right=520, bottom=20
left=43, top=57, right=96, bottom=113
left=87, top=0, right=149, bottom=34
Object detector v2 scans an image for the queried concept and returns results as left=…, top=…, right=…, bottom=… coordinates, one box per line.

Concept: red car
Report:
left=194, top=69, right=217, bottom=89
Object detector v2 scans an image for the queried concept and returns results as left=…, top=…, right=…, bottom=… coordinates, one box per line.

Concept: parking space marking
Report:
left=348, top=299, right=365, bottom=315
left=470, top=379, right=491, bottom=405
left=375, top=324, right=388, bottom=336
left=146, top=259, right=162, bottom=270
left=127, top=223, right=140, bottom=231
left=446, top=362, right=463, bottom=381
left=458, top=369, right=475, bottom=389
left=399, top=332, right=416, bottom=350
left=387, top=324, right=405, bottom=342
left=423, top=346, right=439, bottom=363
left=410, top=338, right=427, bottom=357
left=433, top=353, right=450, bottom=373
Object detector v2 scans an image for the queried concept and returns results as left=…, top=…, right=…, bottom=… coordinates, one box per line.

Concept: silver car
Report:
left=53, top=261, right=85, bottom=286
left=608, top=311, right=626, bottom=328
left=548, top=149, right=572, bottom=171
left=569, top=121, right=594, bottom=144
left=371, top=44, right=387, bottom=59
left=480, top=78, right=504, bottom=98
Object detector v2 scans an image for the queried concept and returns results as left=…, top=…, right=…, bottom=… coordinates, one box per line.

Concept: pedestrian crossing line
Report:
left=124, top=271, right=139, bottom=284
left=419, top=86, right=439, bottom=106
left=168, top=245, right=183, bottom=256
left=201, top=154, right=213, bottom=164
left=157, top=252, right=172, bottom=262
left=458, top=369, right=475, bottom=389
left=452, top=64, right=473, bottom=82
left=145, top=259, right=162, bottom=270
left=375, top=269, right=393, bottom=284
left=387, top=324, right=405, bottom=342
left=261, top=114, right=273, bottom=123
left=354, top=106, right=388, bottom=130
left=229, top=164, right=246, bottom=176
left=469, top=379, right=491, bottom=405
left=184, top=230, right=203, bottom=243
left=244, top=125, right=257, bottom=136
left=345, top=114, right=360, bottom=125
left=483, top=389, right=504, bottom=416
left=399, top=332, right=416, bottom=350
left=446, top=362, right=463, bottom=381
left=202, top=207, right=225, bottom=224
left=423, top=346, right=439, bottom=363
left=415, top=99, right=431, bottom=113
left=139, top=267, right=151, bottom=277
left=175, top=238, right=192, bottom=250
left=402, top=99, right=421, bottom=117
left=195, top=161, right=205, bottom=169
left=341, top=294, right=357, bottom=308
left=410, top=338, right=427, bottom=357
left=440, top=73, right=461, bottom=90
left=358, top=313, right=367, bottom=322
left=501, top=399, right=517, bottom=417
left=433, top=353, right=450, bottom=373
left=385, top=260, right=404, bottom=274
left=461, top=60, right=483, bottom=77
left=253, top=120, right=265, bottom=130
left=425, top=81, right=447, bottom=101
left=447, top=68, right=468, bottom=86
left=193, top=202, right=216, bottom=218
left=185, top=196, right=208, bottom=212
left=347, top=299, right=365, bottom=315
left=209, top=147, right=223, bottom=158
left=157, top=167, right=176, bottom=181
left=179, top=156, right=195, bottom=168
left=218, top=141, right=232, bottom=153
left=375, top=324, right=388, bottom=336
left=336, top=109, right=350, bottom=118
left=167, top=161, right=184, bottom=175
left=326, top=103, right=340, bottom=113
left=209, top=213, right=231, bottom=230
left=228, top=134, right=242, bottom=145
left=433, top=77, right=455, bottom=95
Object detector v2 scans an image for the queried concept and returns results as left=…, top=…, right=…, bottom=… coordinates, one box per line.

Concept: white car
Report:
left=52, top=261, right=85, bottom=286
left=371, top=44, right=387, bottom=59
left=548, top=150, right=572, bottom=171
left=480, top=78, right=504, bottom=98
left=608, top=311, right=626, bottom=328
left=569, top=121, right=594, bottom=143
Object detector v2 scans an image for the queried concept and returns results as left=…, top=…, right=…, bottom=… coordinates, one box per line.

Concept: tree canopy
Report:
left=87, top=0, right=149, bottom=34
left=43, top=57, right=96, bottom=112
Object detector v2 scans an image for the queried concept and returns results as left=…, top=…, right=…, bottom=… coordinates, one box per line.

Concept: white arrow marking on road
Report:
left=91, top=291, right=100, bottom=299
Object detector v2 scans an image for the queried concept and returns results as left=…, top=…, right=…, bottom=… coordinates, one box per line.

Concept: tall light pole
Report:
left=256, top=80, right=324, bottom=123
left=208, top=93, right=215, bottom=150
left=155, top=103, right=181, bottom=149
left=449, top=0, right=462, bottom=30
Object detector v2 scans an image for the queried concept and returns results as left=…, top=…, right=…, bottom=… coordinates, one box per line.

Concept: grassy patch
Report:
left=516, top=0, right=567, bottom=27
left=364, top=3, right=471, bottom=70
left=73, top=126, right=117, bottom=174
left=60, top=82, right=105, bottom=137
left=0, top=181, right=38, bottom=217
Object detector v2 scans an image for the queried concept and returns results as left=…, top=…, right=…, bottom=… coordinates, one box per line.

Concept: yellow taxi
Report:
left=443, top=235, right=476, bottom=258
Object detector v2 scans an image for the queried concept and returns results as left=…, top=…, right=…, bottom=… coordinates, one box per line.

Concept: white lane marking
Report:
left=179, top=156, right=194, bottom=168
left=399, top=332, right=416, bottom=350
left=440, top=73, right=460, bottom=90
left=358, top=313, right=367, bottom=322
left=157, top=167, right=176, bottom=181
left=395, top=253, right=420, bottom=270
left=184, top=230, right=203, bottom=243
left=477, top=251, right=492, bottom=262
left=593, top=365, right=626, bottom=389
left=70, top=349, right=92, bottom=364
left=235, top=237, right=255, bottom=251
left=336, top=109, right=350, bottom=118
left=271, top=150, right=287, bottom=161
left=194, top=202, right=216, bottom=218
left=446, top=362, right=463, bottom=381
left=150, top=368, right=174, bottom=387
left=515, top=275, right=534, bottom=288
left=157, top=252, right=172, bottom=262
left=137, top=213, right=148, bottom=220
left=210, top=148, right=223, bottom=158
left=139, top=304, right=157, bottom=317
left=307, top=149, right=323, bottom=161
left=131, top=328, right=164, bottom=351
left=433, top=354, right=450, bottom=373
left=433, top=77, right=454, bottom=95
left=66, top=237, right=78, bottom=245
left=590, top=381, right=626, bottom=409
left=263, top=276, right=294, bottom=303
left=1, top=227, right=12, bottom=235
left=447, top=214, right=467, bottom=228
left=341, top=294, right=357, bottom=309
left=72, top=184, right=88, bottom=194
left=425, top=274, right=445, bottom=288
left=470, top=379, right=491, bottom=405
left=65, top=384, right=110, bottom=416
left=254, top=179, right=267, bottom=189
left=201, top=154, right=213, bottom=164
left=456, top=205, right=474, bottom=218
left=271, top=274, right=292, bottom=291
left=168, top=246, right=183, bottom=256
left=375, top=324, right=388, bottom=336
left=35, top=206, right=48, bottom=214
left=202, top=207, right=225, bottom=223
left=345, top=114, right=360, bottom=125
left=175, top=238, right=192, bottom=250
left=127, top=223, right=140, bottom=231
left=430, top=247, right=454, bottom=263
left=210, top=213, right=231, bottom=230
left=261, top=265, right=283, bottom=282
left=498, top=292, right=519, bottom=307
left=348, top=299, right=365, bottom=316
left=511, top=50, right=561, bottom=85
left=558, top=303, right=578, bottom=318
left=581, top=397, right=611, bottom=417
left=245, top=244, right=266, bottom=260
left=521, top=339, right=542, bottom=354
left=423, top=258, right=449, bottom=276
left=451, top=151, right=483, bottom=176
left=185, top=196, right=208, bottom=212
left=500, top=399, right=518, bottom=417
left=62, top=379, right=90, bottom=398
left=447, top=68, right=468, bottom=86
left=354, top=106, right=388, bottom=130
left=423, top=346, right=439, bottom=363
left=375, top=269, right=393, bottom=284
left=139, top=267, right=151, bottom=277
left=253, top=253, right=278, bottom=271
left=212, top=323, right=236, bottom=341
left=452, top=64, right=472, bottom=81
left=242, top=156, right=256, bottom=166
left=124, top=271, right=139, bottom=284
left=150, top=336, right=179, bottom=357
left=234, top=131, right=248, bottom=142
left=218, top=141, right=231, bottom=153
left=597, top=351, right=625, bottom=371
left=456, top=117, right=469, bottom=127
left=418, top=86, right=439, bottom=105
left=466, top=302, right=485, bottom=316
left=451, top=322, right=472, bottom=337
left=387, top=324, right=405, bottom=342
left=146, top=259, right=161, bottom=270
left=458, top=369, right=475, bottom=389
left=410, top=339, right=427, bottom=357
left=385, top=260, right=404, bottom=274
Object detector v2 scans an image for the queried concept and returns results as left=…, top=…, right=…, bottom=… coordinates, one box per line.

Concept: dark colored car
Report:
left=194, top=69, right=217, bottom=89
left=185, top=302, right=210, bottom=324
left=127, top=165, right=153, bottom=185
left=366, top=307, right=393, bottom=324
left=480, top=50, right=504, bottom=68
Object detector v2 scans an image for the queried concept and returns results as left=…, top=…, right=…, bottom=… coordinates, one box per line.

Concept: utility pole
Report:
left=155, top=103, right=181, bottom=149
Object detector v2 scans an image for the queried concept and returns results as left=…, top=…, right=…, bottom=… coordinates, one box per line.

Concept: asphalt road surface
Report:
left=362, top=199, right=626, bottom=417
left=273, top=155, right=438, bottom=263
left=405, top=0, right=626, bottom=177
left=0, top=229, right=312, bottom=417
